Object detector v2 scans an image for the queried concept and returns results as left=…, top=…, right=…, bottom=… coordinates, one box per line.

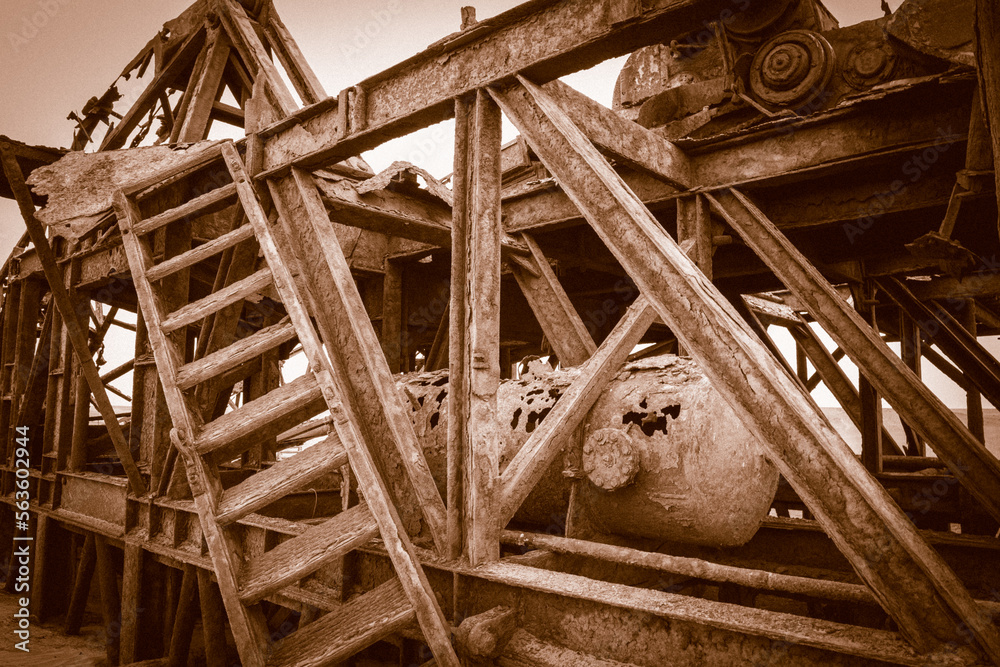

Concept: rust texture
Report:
left=0, top=0, right=999, bottom=665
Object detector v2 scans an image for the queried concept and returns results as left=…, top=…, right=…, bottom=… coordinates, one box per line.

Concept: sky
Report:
left=6, top=0, right=985, bottom=418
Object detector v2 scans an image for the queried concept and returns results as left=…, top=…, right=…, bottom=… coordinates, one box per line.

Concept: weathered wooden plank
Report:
left=265, top=578, right=414, bottom=667
left=491, top=77, right=1000, bottom=660
left=132, top=183, right=238, bottom=237
left=709, top=189, right=1000, bottom=527
left=122, top=143, right=226, bottom=198
left=502, top=89, right=969, bottom=235
left=68, top=372, right=90, bottom=473
left=239, top=503, right=378, bottom=604
left=959, top=303, right=986, bottom=442
left=320, top=192, right=452, bottom=247
left=511, top=233, right=596, bottom=368
left=176, top=318, right=295, bottom=391
left=216, top=434, right=348, bottom=524
left=503, top=530, right=875, bottom=605
left=676, top=195, right=713, bottom=280
left=194, top=373, right=322, bottom=455
left=898, top=313, right=927, bottom=455
left=498, top=298, right=655, bottom=524
left=211, top=100, right=246, bottom=126
left=1, top=145, right=146, bottom=495
left=146, top=220, right=254, bottom=284
left=160, top=267, right=271, bottom=334
left=13, top=285, right=49, bottom=443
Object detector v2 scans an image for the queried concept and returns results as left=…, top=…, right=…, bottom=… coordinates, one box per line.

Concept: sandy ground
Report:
left=0, top=591, right=107, bottom=666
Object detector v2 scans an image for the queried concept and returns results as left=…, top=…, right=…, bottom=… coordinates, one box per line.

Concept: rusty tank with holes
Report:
left=398, top=355, right=779, bottom=547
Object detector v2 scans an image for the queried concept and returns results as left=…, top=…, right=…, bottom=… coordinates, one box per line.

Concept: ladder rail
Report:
left=116, top=140, right=460, bottom=667
left=222, top=142, right=460, bottom=667
left=114, top=189, right=273, bottom=667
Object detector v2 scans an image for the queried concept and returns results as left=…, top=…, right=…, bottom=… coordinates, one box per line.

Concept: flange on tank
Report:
left=572, top=356, right=778, bottom=547
left=399, top=354, right=778, bottom=548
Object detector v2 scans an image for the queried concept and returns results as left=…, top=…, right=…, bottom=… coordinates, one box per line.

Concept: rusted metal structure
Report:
left=1, top=0, right=1000, bottom=664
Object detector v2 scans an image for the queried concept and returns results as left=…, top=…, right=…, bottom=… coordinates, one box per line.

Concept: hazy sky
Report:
left=10, top=0, right=983, bottom=416
left=0, top=0, right=904, bottom=255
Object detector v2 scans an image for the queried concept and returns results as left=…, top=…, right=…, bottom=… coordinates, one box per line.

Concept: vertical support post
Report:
left=197, top=568, right=229, bottom=667
left=382, top=259, right=403, bottom=374
left=120, top=542, right=143, bottom=664
left=47, top=300, right=72, bottom=471
left=857, top=285, right=883, bottom=474
left=676, top=194, right=714, bottom=281
left=796, top=343, right=809, bottom=385
left=95, top=536, right=121, bottom=666
left=899, top=311, right=925, bottom=456
left=133, top=309, right=157, bottom=485
left=69, top=371, right=90, bottom=471
left=453, top=90, right=503, bottom=565
left=29, top=515, right=50, bottom=621
left=65, top=533, right=96, bottom=635
left=167, top=565, right=200, bottom=667
left=676, top=195, right=713, bottom=357
left=975, top=0, right=1000, bottom=233
left=447, top=96, right=471, bottom=560
left=961, top=300, right=986, bottom=442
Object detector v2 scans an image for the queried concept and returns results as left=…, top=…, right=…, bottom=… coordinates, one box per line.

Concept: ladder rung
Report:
left=146, top=223, right=255, bottom=283
left=122, top=142, right=226, bottom=198
left=175, top=318, right=296, bottom=391
left=195, top=373, right=324, bottom=456
left=239, top=503, right=379, bottom=604
left=160, top=267, right=272, bottom=334
left=132, top=182, right=238, bottom=237
left=216, top=433, right=347, bottom=525
left=265, top=578, right=414, bottom=667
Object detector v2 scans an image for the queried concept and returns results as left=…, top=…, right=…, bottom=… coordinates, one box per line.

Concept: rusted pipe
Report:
left=503, top=530, right=877, bottom=605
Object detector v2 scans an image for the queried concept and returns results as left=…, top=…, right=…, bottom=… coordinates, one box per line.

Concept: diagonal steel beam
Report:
left=510, top=233, right=597, bottom=367
left=707, top=189, right=1000, bottom=525
left=258, top=0, right=732, bottom=172
left=878, top=277, right=1000, bottom=412
left=489, top=76, right=1000, bottom=662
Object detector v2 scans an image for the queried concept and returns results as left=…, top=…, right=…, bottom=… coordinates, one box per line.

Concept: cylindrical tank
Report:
left=397, top=354, right=778, bottom=547
left=576, top=356, right=779, bottom=547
